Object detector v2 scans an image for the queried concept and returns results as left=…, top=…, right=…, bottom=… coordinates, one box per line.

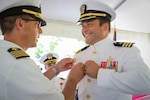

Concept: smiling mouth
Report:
left=84, top=32, right=92, bottom=38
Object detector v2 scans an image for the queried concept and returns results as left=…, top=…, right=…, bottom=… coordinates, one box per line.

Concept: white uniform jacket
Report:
left=0, top=40, right=64, bottom=100
left=75, top=37, right=150, bottom=100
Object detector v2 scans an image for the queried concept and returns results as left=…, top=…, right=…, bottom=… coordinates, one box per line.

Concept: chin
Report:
left=30, top=44, right=37, bottom=48
left=85, top=39, right=90, bottom=44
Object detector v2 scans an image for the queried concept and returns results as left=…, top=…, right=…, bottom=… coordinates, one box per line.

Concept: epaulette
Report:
left=113, top=42, right=135, bottom=48
left=76, top=45, right=89, bottom=54
left=59, top=77, right=66, bottom=80
left=8, top=47, right=30, bottom=59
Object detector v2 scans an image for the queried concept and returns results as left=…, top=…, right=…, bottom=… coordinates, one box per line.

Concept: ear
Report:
left=15, top=18, right=24, bottom=31
left=102, top=23, right=109, bottom=32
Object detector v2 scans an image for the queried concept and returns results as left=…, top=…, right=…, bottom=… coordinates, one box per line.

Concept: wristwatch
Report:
left=51, top=66, right=59, bottom=75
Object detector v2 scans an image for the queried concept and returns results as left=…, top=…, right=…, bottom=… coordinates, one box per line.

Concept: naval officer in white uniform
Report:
left=40, top=52, right=65, bottom=92
left=40, top=52, right=59, bottom=71
left=74, top=0, right=150, bottom=100
left=0, top=0, right=85, bottom=100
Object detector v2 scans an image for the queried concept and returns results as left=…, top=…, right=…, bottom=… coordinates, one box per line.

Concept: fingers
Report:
left=76, top=62, right=85, bottom=77
left=68, top=62, right=86, bottom=83
left=75, top=62, right=87, bottom=75
left=83, top=61, right=92, bottom=75
left=83, top=63, right=86, bottom=75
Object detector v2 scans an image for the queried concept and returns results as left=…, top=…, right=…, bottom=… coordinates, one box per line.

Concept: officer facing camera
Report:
left=40, top=53, right=65, bottom=92
left=40, top=52, right=59, bottom=71
left=74, top=0, right=150, bottom=100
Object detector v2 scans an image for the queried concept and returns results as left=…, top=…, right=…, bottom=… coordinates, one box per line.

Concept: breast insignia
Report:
left=76, top=45, right=89, bottom=54
left=8, top=47, right=30, bottom=59
left=113, top=42, right=134, bottom=48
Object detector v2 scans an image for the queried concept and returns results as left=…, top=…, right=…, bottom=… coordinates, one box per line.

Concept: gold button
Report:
left=93, top=51, right=96, bottom=54
left=87, top=78, right=91, bottom=82
left=86, top=94, right=91, bottom=99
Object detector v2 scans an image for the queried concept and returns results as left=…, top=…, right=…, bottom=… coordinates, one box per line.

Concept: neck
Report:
left=4, top=34, right=27, bottom=51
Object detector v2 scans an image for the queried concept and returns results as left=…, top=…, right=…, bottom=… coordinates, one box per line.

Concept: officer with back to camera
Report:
left=74, top=0, right=150, bottom=100
left=0, top=0, right=85, bottom=100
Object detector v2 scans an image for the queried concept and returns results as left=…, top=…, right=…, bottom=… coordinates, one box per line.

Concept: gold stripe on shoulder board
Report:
left=76, top=45, right=90, bottom=54
left=8, top=47, right=30, bottom=59
left=113, top=42, right=135, bottom=48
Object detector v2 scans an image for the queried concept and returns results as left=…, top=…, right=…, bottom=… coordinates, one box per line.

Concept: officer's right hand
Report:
left=68, top=62, right=85, bottom=84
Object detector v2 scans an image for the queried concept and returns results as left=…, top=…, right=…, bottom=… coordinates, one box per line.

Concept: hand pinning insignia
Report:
left=8, top=47, right=30, bottom=59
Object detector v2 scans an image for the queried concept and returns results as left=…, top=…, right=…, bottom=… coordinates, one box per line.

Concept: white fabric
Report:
left=81, top=0, right=116, bottom=21
left=51, top=77, right=65, bottom=92
left=75, top=37, right=150, bottom=100
left=0, top=0, right=41, bottom=13
left=0, top=40, right=64, bottom=100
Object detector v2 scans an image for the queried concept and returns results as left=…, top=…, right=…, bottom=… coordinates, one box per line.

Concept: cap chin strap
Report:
left=22, top=9, right=42, bottom=19
left=79, top=10, right=111, bottom=22
left=80, top=12, right=107, bottom=19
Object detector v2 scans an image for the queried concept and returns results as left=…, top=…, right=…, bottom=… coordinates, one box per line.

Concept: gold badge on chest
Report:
left=93, top=51, right=97, bottom=54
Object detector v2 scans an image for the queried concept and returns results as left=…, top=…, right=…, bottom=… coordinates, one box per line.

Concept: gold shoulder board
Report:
left=76, top=45, right=89, bottom=54
left=113, top=42, right=134, bottom=48
left=8, top=47, right=30, bottom=59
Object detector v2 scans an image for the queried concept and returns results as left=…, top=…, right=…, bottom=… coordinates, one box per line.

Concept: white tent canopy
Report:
left=41, top=0, right=150, bottom=33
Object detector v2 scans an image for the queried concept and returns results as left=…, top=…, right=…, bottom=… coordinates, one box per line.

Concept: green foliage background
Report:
left=34, top=36, right=86, bottom=60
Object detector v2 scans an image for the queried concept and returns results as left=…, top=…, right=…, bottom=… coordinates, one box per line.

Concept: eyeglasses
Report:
left=21, top=18, right=42, bottom=27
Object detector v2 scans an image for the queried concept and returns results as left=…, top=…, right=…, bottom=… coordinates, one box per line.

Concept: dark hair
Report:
left=0, top=14, right=33, bottom=35
left=0, top=16, right=16, bottom=35
left=97, top=17, right=111, bottom=32
left=82, top=17, right=111, bottom=32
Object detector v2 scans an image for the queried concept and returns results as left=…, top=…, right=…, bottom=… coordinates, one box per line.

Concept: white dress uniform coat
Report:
left=0, top=40, right=64, bottom=100
left=75, top=37, right=150, bottom=100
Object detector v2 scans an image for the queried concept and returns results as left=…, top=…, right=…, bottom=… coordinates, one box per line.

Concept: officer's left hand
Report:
left=84, top=60, right=99, bottom=78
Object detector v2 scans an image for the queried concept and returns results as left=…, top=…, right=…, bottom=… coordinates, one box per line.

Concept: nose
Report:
left=82, top=25, right=88, bottom=33
left=82, top=21, right=89, bottom=30
left=38, top=27, right=43, bottom=34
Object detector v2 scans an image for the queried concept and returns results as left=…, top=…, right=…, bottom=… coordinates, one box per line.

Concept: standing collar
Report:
left=0, top=40, right=22, bottom=49
left=94, top=37, right=112, bottom=47
left=90, top=37, right=113, bottom=54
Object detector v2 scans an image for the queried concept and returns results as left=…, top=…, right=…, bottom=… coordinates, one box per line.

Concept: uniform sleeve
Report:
left=5, top=58, right=64, bottom=100
left=97, top=46, right=150, bottom=94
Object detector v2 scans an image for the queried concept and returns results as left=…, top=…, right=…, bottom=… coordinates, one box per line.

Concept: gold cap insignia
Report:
left=80, top=4, right=86, bottom=15
left=47, top=54, right=53, bottom=60
left=44, top=54, right=57, bottom=64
